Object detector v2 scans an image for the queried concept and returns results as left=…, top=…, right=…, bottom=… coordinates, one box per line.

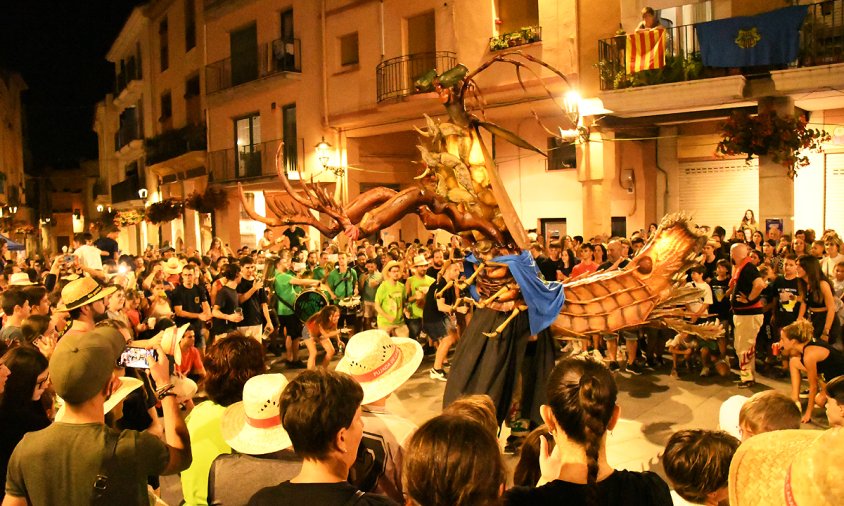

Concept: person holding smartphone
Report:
left=211, top=263, right=244, bottom=341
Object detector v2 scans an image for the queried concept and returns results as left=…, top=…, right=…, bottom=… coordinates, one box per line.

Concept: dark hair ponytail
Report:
left=546, top=358, right=617, bottom=505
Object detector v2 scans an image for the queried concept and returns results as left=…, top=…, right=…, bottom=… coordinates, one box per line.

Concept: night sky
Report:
left=0, top=0, right=145, bottom=170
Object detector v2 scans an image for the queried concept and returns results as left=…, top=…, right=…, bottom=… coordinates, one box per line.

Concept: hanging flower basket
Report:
left=114, top=210, right=145, bottom=228
left=184, top=186, right=228, bottom=214
left=716, top=111, right=830, bottom=179
left=145, top=198, right=184, bottom=224
left=13, top=224, right=35, bottom=236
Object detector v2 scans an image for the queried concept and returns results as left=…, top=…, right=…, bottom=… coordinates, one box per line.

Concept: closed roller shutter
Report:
left=825, top=153, right=844, bottom=233
left=678, top=159, right=759, bottom=231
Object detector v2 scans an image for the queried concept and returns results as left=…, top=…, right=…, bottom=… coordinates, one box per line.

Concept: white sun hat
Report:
left=55, top=376, right=144, bottom=422
left=221, top=374, right=292, bottom=455
left=335, top=329, right=423, bottom=404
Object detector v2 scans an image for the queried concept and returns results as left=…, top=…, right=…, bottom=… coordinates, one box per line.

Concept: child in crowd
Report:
left=662, top=429, right=739, bottom=506
left=738, top=390, right=801, bottom=440
left=825, top=375, right=844, bottom=427
left=708, top=259, right=732, bottom=363
left=667, top=266, right=712, bottom=378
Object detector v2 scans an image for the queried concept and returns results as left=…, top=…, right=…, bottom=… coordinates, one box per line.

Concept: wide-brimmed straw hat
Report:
left=411, top=254, right=429, bottom=267
left=221, top=374, right=292, bottom=455
left=59, top=276, right=117, bottom=311
left=55, top=376, right=144, bottom=422
left=163, top=257, right=184, bottom=275
left=382, top=260, right=402, bottom=278
left=9, top=272, right=34, bottom=286
left=335, top=329, right=423, bottom=404
left=159, top=323, right=190, bottom=365
left=729, top=427, right=843, bottom=505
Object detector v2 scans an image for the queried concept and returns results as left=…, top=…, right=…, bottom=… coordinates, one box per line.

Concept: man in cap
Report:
left=57, top=276, right=117, bottom=340
left=3, top=327, right=192, bottom=505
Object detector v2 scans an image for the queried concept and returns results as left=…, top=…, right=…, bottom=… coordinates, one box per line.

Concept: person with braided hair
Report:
left=504, top=357, right=671, bottom=505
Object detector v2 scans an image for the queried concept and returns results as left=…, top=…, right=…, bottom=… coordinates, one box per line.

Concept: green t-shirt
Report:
left=327, top=268, right=358, bottom=300
left=406, top=275, right=435, bottom=319
left=375, top=280, right=406, bottom=327
left=181, top=401, right=230, bottom=506
left=5, top=422, right=169, bottom=506
left=361, top=271, right=383, bottom=302
left=274, top=271, right=301, bottom=316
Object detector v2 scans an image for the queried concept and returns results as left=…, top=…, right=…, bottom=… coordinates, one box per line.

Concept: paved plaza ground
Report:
left=160, top=344, right=828, bottom=505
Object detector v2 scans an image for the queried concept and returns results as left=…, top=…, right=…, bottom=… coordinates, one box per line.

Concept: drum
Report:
left=294, top=288, right=328, bottom=322
left=339, top=296, right=362, bottom=315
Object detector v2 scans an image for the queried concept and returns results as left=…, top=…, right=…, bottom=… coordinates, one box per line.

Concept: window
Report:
left=547, top=137, right=576, bottom=170
left=185, top=75, right=201, bottom=125
left=160, top=92, right=172, bottom=120
left=280, top=9, right=294, bottom=41
left=231, top=23, right=258, bottom=86
left=159, top=17, right=169, bottom=71
left=185, top=0, right=196, bottom=51
left=235, top=114, right=261, bottom=178
left=339, top=32, right=359, bottom=66
left=282, top=104, right=297, bottom=173
left=495, top=0, right=539, bottom=34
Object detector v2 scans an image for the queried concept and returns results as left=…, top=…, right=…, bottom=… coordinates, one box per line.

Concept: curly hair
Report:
left=781, top=319, right=815, bottom=345
left=545, top=357, right=617, bottom=505
left=203, top=332, right=265, bottom=406
left=404, top=414, right=504, bottom=506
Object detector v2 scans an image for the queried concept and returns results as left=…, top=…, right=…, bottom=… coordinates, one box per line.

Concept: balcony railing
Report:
left=145, top=124, right=207, bottom=166
left=208, top=139, right=282, bottom=182
left=598, top=0, right=844, bottom=91
left=376, top=51, right=457, bottom=102
left=111, top=174, right=141, bottom=204
left=115, top=125, right=143, bottom=151
left=115, top=64, right=142, bottom=95
left=205, top=38, right=302, bottom=94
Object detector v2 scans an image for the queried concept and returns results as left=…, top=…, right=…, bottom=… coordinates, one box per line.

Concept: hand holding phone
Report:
left=117, top=346, right=159, bottom=369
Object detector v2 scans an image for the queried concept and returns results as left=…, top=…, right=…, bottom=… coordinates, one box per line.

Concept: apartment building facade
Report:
left=0, top=70, right=31, bottom=248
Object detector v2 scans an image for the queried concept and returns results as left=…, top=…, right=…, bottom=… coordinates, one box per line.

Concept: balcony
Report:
left=145, top=124, right=207, bottom=166
left=111, top=174, right=141, bottom=204
left=205, top=38, right=302, bottom=94
left=376, top=51, right=457, bottom=102
left=209, top=139, right=286, bottom=183
left=598, top=2, right=844, bottom=92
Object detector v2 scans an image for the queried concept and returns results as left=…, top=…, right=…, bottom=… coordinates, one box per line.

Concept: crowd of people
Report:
left=0, top=210, right=841, bottom=505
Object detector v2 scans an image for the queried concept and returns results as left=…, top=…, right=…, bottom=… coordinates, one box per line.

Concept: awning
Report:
left=0, top=234, right=24, bottom=251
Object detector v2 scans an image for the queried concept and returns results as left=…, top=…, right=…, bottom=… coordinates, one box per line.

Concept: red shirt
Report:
left=179, top=346, right=204, bottom=375
left=570, top=261, right=598, bottom=279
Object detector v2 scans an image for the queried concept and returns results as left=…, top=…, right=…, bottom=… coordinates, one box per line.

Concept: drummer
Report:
left=326, top=252, right=359, bottom=334
left=273, top=253, right=321, bottom=368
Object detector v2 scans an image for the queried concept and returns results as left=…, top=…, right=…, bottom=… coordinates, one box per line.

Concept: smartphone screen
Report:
left=117, top=346, right=158, bottom=369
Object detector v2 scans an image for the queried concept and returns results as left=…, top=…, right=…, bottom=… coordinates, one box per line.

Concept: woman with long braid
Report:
left=504, top=357, right=671, bottom=505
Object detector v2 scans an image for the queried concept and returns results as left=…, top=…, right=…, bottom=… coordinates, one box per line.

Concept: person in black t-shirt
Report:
left=730, top=243, right=767, bottom=387
left=282, top=226, right=308, bottom=251
left=236, top=256, right=272, bottom=342
left=422, top=261, right=467, bottom=381
left=94, top=227, right=120, bottom=262
left=503, top=358, right=671, bottom=506
left=171, top=265, right=212, bottom=349
left=211, top=264, right=244, bottom=340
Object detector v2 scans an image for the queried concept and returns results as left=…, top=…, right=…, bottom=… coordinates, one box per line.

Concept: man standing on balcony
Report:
left=636, top=7, right=673, bottom=32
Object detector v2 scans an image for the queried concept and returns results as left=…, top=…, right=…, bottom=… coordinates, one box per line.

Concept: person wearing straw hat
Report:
left=404, top=254, right=434, bottom=346
left=728, top=427, right=843, bottom=505
left=210, top=374, right=300, bottom=505
left=56, top=276, right=117, bottom=340
left=0, top=288, right=30, bottom=347
left=4, top=327, right=191, bottom=506
left=248, top=368, right=397, bottom=506
left=162, top=257, right=185, bottom=286
left=7, top=272, right=34, bottom=287
left=335, top=329, right=422, bottom=503
left=374, top=261, right=409, bottom=337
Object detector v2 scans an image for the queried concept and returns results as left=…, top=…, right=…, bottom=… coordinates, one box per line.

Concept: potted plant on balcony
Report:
left=520, top=26, right=540, bottom=44
left=185, top=186, right=228, bottom=214
left=145, top=198, right=184, bottom=224
left=716, top=111, right=831, bottom=178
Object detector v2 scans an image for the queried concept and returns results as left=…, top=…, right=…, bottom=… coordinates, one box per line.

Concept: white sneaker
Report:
left=429, top=368, right=447, bottom=382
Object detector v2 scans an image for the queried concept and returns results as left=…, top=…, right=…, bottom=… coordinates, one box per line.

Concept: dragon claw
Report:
left=344, top=224, right=360, bottom=241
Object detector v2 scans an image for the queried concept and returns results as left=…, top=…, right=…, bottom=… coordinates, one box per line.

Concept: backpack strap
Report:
left=91, top=429, right=120, bottom=505
left=343, top=490, right=366, bottom=506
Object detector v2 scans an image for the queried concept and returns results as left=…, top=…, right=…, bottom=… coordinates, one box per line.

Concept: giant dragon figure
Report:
left=240, top=52, right=720, bottom=422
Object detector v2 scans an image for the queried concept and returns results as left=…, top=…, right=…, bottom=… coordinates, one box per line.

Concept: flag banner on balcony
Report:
left=696, top=5, right=808, bottom=68
left=626, top=29, right=666, bottom=73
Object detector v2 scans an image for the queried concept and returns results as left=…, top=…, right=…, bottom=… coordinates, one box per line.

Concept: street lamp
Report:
left=315, top=137, right=332, bottom=168
left=138, top=188, right=148, bottom=199
left=97, top=204, right=104, bottom=213
left=8, top=206, right=17, bottom=215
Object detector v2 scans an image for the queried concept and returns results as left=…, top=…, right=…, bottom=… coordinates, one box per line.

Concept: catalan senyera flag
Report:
left=626, top=28, right=666, bottom=73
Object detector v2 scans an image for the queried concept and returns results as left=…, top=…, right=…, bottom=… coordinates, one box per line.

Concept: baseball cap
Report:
left=50, top=327, right=125, bottom=405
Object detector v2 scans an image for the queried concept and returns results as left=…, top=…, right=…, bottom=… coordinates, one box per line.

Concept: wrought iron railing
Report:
left=376, top=51, right=457, bottom=102
left=115, top=63, right=142, bottom=95
left=597, top=1, right=844, bottom=91
left=145, top=124, right=207, bottom=165
left=205, top=38, right=302, bottom=94
left=209, top=139, right=283, bottom=182
left=111, top=174, right=141, bottom=204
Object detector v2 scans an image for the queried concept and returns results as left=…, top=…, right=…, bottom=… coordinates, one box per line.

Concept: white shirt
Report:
left=685, top=280, right=713, bottom=315
left=74, top=244, right=103, bottom=271
left=670, top=490, right=706, bottom=506
left=360, top=406, right=417, bottom=504
left=822, top=253, right=844, bottom=279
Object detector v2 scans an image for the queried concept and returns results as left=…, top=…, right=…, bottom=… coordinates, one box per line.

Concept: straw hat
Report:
left=59, top=276, right=117, bottom=311
left=718, top=395, right=749, bottom=440
left=221, top=374, right=292, bottom=455
left=159, top=323, right=190, bottom=365
left=8, top=272, right=34, bottom=286
left=411, top=254, right=429, bottom=267
left=382, top=260, right=402, bottom=278
left=54, top=376, right=144, bottom=421
left=335, top=329, right=423, bottom=404
left=729, top=427, right=843, bottom=505
left=163, top=257, right=184, bottom=276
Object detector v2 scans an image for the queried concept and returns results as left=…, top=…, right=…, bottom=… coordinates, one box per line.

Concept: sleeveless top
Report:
left=801, top=341, right=844, bottom=382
